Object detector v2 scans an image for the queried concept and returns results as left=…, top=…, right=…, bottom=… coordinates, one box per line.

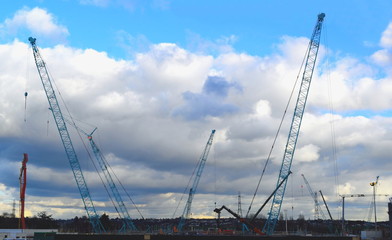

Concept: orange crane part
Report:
left=19, top=153, right=28, bottom=229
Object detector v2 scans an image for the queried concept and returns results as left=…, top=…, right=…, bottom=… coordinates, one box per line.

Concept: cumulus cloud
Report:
left=173, top=76, right=240, bottom=120
left=0, top=7, right=69, bottom=41
left=370, top=22, right=392, bottom=73
left=380, top=22, right=392, bottom=48
left=295, top=144, right=320, bottom=163
left=2, top=20, right=392, bottom=222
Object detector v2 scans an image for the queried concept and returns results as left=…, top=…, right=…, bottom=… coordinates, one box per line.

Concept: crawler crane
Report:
left=177, top=130, right=216, bottom=232
left=28, top=37, right=105, bottom=233
left=263, top=13, right=325, bottom=234
left=65, top=120, right=137, bottom=232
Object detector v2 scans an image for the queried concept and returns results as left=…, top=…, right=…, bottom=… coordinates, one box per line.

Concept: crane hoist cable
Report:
left=103, top=153, right=145, bottom=220
left=65, top=116, right=144, bottom=220
left=65, top=117, right=140, bottom=229
left=263, top=13, right=325, bottom=235
left=24, top=92, right=28, bottom=122
left=177, top=130, right=216, bottom=232
left=28, top=37, right=105, bottom=233
left=246, top=30, right=311, bottom=219
left=42, top=55, right=118, bottom=220
left=70, top=120, right=123, bottom=221
left=172, top=153, right=200, bottom=218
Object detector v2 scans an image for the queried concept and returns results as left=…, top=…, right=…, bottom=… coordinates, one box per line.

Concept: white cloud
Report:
left=380, top=22, right=392, bottom=49
left=295, top=144, right=320, bottom=163
left=1, top=7, right=69, bottom=41
left=2, top=24, right=392, bottom=222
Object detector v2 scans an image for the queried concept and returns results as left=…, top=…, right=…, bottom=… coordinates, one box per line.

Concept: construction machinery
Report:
left=370, top=176, right=379, bottom=230
left=28, top=37, right=105, bottom=233
left=214, top=205, right=264, bottom=235
left=65, top=121, right=137, bottom=232
left=340, top=192, right=388, bottom=234
left=177, top=130, right=216, bottom=232
left=19, top=153, right=28, bottom=229
left=215, top=172, right=291, bottom=235
left=301, top=174, right=326, bottom=220
left=319, top=190, right=333, bottom=221
left=263, top=13, right=325, bottom=235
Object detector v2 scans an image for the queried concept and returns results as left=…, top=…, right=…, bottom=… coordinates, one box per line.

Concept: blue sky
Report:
left=0, top=0, right=392, bottom=227
left=2, top=0, right=392, bottom=59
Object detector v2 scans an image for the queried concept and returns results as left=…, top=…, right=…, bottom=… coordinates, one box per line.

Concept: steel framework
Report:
left=263, top=13, right=325, bottom=235
left=29, top=37, right=105, bottom=233
left=177, top=130, right=216, bottom=231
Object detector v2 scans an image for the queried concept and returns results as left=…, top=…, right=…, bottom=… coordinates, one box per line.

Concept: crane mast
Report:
left=28, top=37, right=104, bottom=233
left=263, top=13, right=325, bottom=235
left=177, top=129, right=216, bottom=231
left=19, top=153, right=28, bottom=229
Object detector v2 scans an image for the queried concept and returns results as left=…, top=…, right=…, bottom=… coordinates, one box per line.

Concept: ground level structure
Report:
left=47, top=234, right=356, bottom=240
left=0, top=229, right=57, bottom=239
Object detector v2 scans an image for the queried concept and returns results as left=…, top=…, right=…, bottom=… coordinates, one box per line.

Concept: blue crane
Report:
left=177, top=129, right=216, bottom=232
left=65, top=120, right=138, bottom=232
left=28, top=37, right=105, bottom=233
left=263, top=13, right=325, bottom=235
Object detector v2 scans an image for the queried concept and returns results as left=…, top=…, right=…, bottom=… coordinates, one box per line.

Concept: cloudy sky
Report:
left=1, top=0, right=392, bottom=225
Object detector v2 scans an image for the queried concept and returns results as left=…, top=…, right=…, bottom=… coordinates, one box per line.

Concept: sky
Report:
left=0, top=0, right=392, bottom=226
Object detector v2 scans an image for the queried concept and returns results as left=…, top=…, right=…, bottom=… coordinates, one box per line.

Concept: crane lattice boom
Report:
left=64, top=118, right=138, bottom=232
left=28, top=37, right=104, bottom=233
left=177, top=129, right=216, bottom=231
left=263, top=13, right=325, bottom=235
left=301, top=174, right=326, bottom=220
left=88, top=131, right=137, bottom=231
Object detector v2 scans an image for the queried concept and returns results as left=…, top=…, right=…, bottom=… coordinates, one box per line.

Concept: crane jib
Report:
left=263, top=13, right=325, bottom=235
left=28, top=37, right=105, bottom=233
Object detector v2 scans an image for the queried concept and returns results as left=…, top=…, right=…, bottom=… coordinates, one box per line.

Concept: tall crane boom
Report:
left=66, top=121, right=138, bottom=232
left=301, top=174, right=326, bottom=220
left=28, top=37, right=104, bottom=233
left=319, top=190, right=333, bottom=221
left=263, top=13, right=325, bottom=235
left=177, top=130, right=216, bottom=231
left=19, top=153, right=28, bottom=229
left=89, top=132, right=138, bottom=231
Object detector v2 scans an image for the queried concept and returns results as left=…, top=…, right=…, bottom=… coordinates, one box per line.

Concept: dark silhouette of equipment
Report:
left=19, top=153, right=28, bottom=229
left=214, top=172, right=291, bottom=235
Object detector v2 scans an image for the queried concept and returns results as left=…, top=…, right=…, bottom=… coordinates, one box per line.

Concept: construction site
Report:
left=1, top=8, right=392, bottom=240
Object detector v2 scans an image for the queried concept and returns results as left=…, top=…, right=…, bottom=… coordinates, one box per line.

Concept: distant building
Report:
left=0, top=229, right=57, bottom=240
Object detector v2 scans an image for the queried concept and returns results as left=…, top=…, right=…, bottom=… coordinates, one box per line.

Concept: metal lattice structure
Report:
left=87, top=129, right=138, bottom=232
left=177, top=129, right=216, bottom=231
left=29, top=37, right=105, bottom=233
left=263, top=13, right=325, bottom=235
left=301, top=174, right=326, bottom=220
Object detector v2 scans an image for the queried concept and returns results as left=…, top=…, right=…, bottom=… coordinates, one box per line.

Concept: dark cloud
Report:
left=173, top=76, right=239, bottom=120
